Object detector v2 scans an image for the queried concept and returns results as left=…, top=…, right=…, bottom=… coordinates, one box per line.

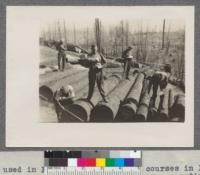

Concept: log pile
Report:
left=40, top=65, right=185, bottom=122
left=39, top=69, right=88, bottom=101
left=91, top=73, right=138, bottom=122
left=68, top=74, right=121, bottom=122
left=116, top=73, right=145, bottom=121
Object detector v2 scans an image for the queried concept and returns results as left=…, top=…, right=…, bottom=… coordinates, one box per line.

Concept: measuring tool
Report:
left=44, top=150, right=142, bottom=175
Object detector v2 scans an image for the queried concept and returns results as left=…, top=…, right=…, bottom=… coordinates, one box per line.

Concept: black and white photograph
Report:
left=39, top=11, right=185, bottom=123
left=6, top=6, right=194, bottom=147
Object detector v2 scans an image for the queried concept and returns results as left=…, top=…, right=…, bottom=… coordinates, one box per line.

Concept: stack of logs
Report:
left=39, top=67, right=185, bottom=123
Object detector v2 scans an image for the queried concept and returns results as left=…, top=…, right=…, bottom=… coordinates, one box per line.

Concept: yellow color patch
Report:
left=96, top=158, right=105, bottom=167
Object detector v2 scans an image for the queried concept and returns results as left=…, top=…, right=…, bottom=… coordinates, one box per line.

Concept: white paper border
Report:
left=6, top=6, right=194, bottom=147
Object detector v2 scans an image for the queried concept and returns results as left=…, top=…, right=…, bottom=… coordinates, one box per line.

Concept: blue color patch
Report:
left=114, top=158, right=124, bottom=167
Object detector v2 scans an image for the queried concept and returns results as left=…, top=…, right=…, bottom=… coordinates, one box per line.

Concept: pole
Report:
left=162, top=19, right=165, bottom=49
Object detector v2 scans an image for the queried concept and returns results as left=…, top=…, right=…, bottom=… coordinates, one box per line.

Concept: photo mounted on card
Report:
left=6, top=6, right=194, bottom=147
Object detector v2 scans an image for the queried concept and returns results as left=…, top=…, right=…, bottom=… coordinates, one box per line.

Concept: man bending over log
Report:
left=149, top=64, right=171, bottom=108
left=54, top=85, right=75, bottom=121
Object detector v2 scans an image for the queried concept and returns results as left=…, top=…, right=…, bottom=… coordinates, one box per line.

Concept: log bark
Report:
left=117, top=73, right=145, bottom=121
left=91, top=73, right=138, bottom=122
left=148, top=92, right=161, bottom=121
left=39, top=70, right=88, bottom=101
left=68, top=74, right=121, bottom=122
left=135, top=82, right=152, bottom=121
left=158, top=89, right=169, bottom=121
left=168, top=88, right=175, bottom=109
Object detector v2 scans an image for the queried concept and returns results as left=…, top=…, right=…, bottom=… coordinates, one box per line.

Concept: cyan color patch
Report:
left=114, top=158, right=124, bottom=167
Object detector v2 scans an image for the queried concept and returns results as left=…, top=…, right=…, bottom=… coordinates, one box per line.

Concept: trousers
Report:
left=123, top=59, right=131, bottom=79
left=87, top=68, right=106, bottom=100
left=58, top=52, right=66, bottom=70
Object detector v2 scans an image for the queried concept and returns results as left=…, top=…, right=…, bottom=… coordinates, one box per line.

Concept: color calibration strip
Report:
left=44, top=151, right=141, bottom=167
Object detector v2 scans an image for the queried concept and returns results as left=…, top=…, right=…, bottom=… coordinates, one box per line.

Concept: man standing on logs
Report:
left=149, top=64, right=171, bottom=108
left=122, top=46, right=133, bottom=80
left=81, top=44, right=107, bottom=102
left=56, top=39, right=67, bottom=71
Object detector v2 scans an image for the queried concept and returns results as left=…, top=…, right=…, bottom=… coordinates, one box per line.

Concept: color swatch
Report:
left=46, top=158, right=141, bottom=167
left=44, top=151, right=141, bottom=167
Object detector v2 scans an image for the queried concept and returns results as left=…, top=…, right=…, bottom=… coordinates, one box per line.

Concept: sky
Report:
left=39, top=6, right=186, bottom=33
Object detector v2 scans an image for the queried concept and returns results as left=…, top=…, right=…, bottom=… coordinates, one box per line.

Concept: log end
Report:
left=69, top=100, right=93, bottom=122
left=169, top=104, right=185, bottom=122
left=91, top=103, right=114, bottom=122
left=39, top=86, right=54, bottom=102
left=134, top=114, right=146, bottom=122
left=117, top=103, right=137, bottom=122
left=157, top=112, right=169, bottom=122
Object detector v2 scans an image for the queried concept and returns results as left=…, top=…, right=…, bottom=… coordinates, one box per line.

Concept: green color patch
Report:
left=106, top=158, right=115, bottom=167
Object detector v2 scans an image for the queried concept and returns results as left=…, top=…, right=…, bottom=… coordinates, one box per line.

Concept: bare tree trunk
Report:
left=125, top=21, right=129, bottom=48
left=54, top=22, right=57, bottom=41
left=57, top=20, right=62, bottom=41
left=74, top=24, right=76, bottom=45
left=63, top=20, right=67, bottom=49
left=121, top=20, right=124, bottom=54
left=162, top=19, right=165, bottom=49
left=86, top=27, right=89, bottom=50
left=95, top=18, right=102, bottom=52
left=48, top=25, right=52, bottom=40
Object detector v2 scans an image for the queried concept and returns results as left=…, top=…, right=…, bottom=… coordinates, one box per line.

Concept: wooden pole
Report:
left=121, top=20, right=124, bottom=54
left=63, top=20, right=68, bottom=49
left=136, top=83, right=153, bottom=121
left=162, top=19, right=165, bottom=49
left=69, top=74, right=121, bottom=122
left=91, top=73, right=138, bottom=122
left=117, top=73, right=145, bottom=121
left=73, top=24, right=76, bottom=44
left=158, top=89, right=169, bottom=121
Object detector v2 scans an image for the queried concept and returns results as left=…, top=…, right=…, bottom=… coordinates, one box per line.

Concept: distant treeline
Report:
left=40, top=19, right=185, bottom=81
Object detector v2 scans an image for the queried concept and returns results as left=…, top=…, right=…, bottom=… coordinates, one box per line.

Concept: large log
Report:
left=170, top=94, right=185, bottom=122
left=168, top=88, right=175, bottom=109
left=39, top=70, right=88, bottom=101
left=40, top=68, right=84, bottom=86
left=158, top=89, right=169, bottom=121
left=148, top=92, right=161, bottom=121
left=68, top=74, right=121, bottom=122
left=117, top=73, right=145, bottom=121
left=91, top=73, right=138, bottom=122
left=135, top=83, right=152, bottom=121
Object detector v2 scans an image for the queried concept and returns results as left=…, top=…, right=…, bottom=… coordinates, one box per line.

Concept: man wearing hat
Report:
left=149, top=64, right=172, bottom=108
left=122, top=46, right=133, bottom=79
left=54, top=85, right=75, bottom=121
left=82, top=44, right=107, bottom=102
left=57, top=39, right=66, bottom=71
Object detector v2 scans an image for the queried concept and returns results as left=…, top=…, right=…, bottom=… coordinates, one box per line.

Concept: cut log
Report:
left=117, top=73, right=145, bottom=121
left=39, top=70, right=88, bottom=101
left=135, top=83, right=152, bottom=121
left=68, top=74, right=121, bottom=122
left=148, top=92, right=161, bottom=121
left=170, top=94, right=185, bottom=122
left=91, top=73, right=138, bottom=122
left=158, top=89, right=169, bottom=121
left=168, top=88, right=175, bottom=109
